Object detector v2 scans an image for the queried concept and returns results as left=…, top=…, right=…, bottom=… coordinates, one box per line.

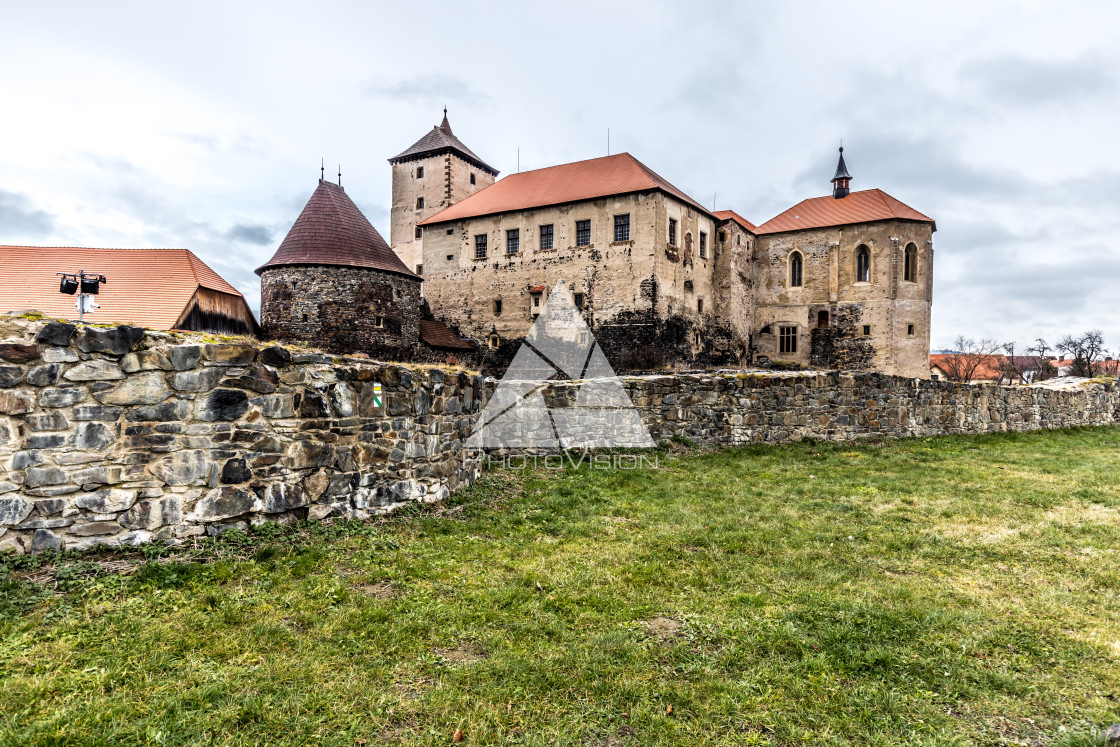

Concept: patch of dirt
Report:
left=644, top=616, right=682, bottom=643
left=355, top=580, right=401, bottom=599
left=392, top=678, right=432, bottom=701
left=435, top=644, right=486, bottom=664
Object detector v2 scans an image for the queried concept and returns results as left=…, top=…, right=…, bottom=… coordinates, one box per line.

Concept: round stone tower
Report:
left=256, top=179, right=422, bottom=360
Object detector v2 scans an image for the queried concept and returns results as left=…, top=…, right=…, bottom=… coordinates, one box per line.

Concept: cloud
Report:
left=364, top=75, right=492, bottom=107
left=224, top=223, right=274, bottom=245
left=960, top=55, right=1115, bottom=106
left=0, top=189, right=55, bottom=238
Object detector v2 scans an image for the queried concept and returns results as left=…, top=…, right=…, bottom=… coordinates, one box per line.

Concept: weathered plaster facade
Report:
left=418, top=191, right=741, bottom=371
left=752, top=219, right=934, bottom=378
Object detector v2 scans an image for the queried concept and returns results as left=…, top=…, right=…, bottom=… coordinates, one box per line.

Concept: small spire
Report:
left=337, top=165, right=342, bottom=187
left=439, top=107, right=452, bottom=134
left=831, top=145, right=852, bottom=199
left=320, top=158, right=324, bottom=182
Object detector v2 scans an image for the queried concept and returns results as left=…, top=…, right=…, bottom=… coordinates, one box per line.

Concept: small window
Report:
left=697, top=298, right=704, bottom=313
left=493, top=299, right=502, bottom=314
left=718, top=230, right=726, bottom=242
left=779, top=326, right=797, bottom=353
left=416, top=264, right=423, bottom=276
left=907, top=323, right=915, bottom=336
left=416, top=196, right=424, bottom=210
left=416, top=166, right=424, bottom=178
left=474, top=234, right=488, bottom=259
left=817, top=310, right=829, bottom=328
left=576, top=220, right=591, bottom=247
left=446, top=228, right=453, bottom=235
left=415, top=226, right=422, bottom=239
left=507, top=229, right=520, bottom=254
left=539, top=224, right=554, bottom=251
left=470, top=173, right=476, bottom=185
left=862, top=325, right=871, bottom=336
left=614, top=214, right=630, bottom=242
left=532, top=294, right=541, bottom=308
left=904, top=243, right=917, bottom=282
left=573, top=292, right=584, bottom=309
left=488, top=333, right=500, bottom=349
left=931, top=374, right=940, bottom=381
left=668, top=218, right=677, bottom=246
left=789, top=252, right=803, bottom=287
left=856, top=245, right=870, bottom=283
left=375, top=316, right=384, bottom=328
left=699, top=232, right=707, bottom=258
left=446, top=254, right=454, bottom=261
left=578, top=331, right=590, bottom=346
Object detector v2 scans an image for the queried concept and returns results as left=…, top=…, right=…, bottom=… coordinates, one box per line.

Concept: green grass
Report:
left=2, top=428, right=1120, bottom=746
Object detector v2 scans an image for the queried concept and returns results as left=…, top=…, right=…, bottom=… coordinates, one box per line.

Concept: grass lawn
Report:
left=2, top=428, right=1120, bottom=746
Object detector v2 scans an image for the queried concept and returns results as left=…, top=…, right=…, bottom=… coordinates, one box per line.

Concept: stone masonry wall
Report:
left=0, top=318, right=482, bottom=555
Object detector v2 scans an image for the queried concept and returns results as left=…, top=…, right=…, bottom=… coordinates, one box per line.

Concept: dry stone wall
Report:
left=0, top=318, right=483, bottom=554
left=2, top=315, right=1117, bottom=555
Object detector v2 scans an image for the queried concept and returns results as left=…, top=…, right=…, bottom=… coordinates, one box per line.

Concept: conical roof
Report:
left=388, top=112, right=498, bottom=176
left=832, top=147, right=852, bottom=181
left=256, top=180, right=417, bottom=278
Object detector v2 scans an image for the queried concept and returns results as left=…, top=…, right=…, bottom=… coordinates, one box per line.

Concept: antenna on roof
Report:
left=517, top=147, right=520, bottom=173
left=607, top=127, right=610, bottom=156
left=713, top=191, right=717, bottom=210
left=337, top=165, right=342, bottom=187
left=320, top=158, right=324, bottom=181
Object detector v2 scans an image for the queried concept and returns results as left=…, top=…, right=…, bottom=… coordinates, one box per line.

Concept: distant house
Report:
left=0, top=246, right=258, bottom=335
left=929, top=353, right=1005, bottom=383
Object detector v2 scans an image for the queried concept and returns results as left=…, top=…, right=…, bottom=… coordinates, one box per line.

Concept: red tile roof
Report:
left=419, top=319, right=477, bottom=350
left=418, top=153, right=711, bottom=225
left=755, top=188, right=935, bottom=235
left=929, top=353, right=1006, bottom=382
left=713, top=210, right=758, bottom=234
left=256, top=180, right=417, bottom=279
left=0, top=245, right=250, bottom=330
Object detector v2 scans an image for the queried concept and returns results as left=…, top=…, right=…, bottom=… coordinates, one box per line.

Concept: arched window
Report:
left=904, top=243, right=917, bottom=282
left=789, top=252, right=803, bottom=287
left=856, top=245, right=870, bottom=283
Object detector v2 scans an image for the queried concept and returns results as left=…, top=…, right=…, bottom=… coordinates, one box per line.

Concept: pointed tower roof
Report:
left=255, top=180, right=417, bottom=278
left=832, top=147, right=852, bottom=181
left=388, top=111, right=498, bottom=176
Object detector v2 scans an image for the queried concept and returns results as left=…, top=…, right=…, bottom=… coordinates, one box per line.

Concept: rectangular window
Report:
left=614, top=214, right=630, bottom=242
left=539, top=224, right=554, bottom=251
left=907, top=323, right=915, bottom=336
left=416, top=196, right=424, bottom=209
left=446, top=254, right=454, bottom=261
left=697, top=298, right=704, bottom=313
left=862, top=325, right=871, bottom=336
left=470, top=173, right=476, bottom=185
left=931, top=374, right=940, bottom=381
left=573, top=292, right=584, bottom=309
left=493, top=299, right=502, bottom=314
left=578, top=331, right=590, bottom=346
left=414, top=226, right=422, bottom=239
left=416, top=264, right=423, bottom=275
left=779, top=326, right=797, bottom=353
left=668, top=218, right=677, bottom=246
left=533, top=294, right=541, bottom=308
left=576, top=220, right=591, bottom=247
left=506, top=229, right=520, bottom=254
left=375, top=316, right=385, bottom=329
left=474, top=234, right=487, bottom=259
left=446, top=228, right=453, bottom=235
left=699, top=232, right=707, bottom=258
left=718, top=230, right=726, bottom=242
left=416, top=166, right=424, bottom=178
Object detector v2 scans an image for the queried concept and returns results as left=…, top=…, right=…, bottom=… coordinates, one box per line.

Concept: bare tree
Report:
left=1057, top=330, right=1106, bottom=378
left=998, top=341, right=1025, bottom=385
left=1025, top=338, right=1057, bottom=382
left=938, top=335, right=1003, bottom=383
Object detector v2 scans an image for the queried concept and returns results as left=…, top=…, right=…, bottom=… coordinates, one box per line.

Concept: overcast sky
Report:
left=2, top=0, right=1117, bottom=352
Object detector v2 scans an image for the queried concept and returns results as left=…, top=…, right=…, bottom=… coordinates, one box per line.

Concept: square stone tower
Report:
left=388, top=110, right=498, bottom=274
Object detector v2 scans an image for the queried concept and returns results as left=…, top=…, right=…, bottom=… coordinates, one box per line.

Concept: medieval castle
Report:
left=257, top=112, right=935, bottom=378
